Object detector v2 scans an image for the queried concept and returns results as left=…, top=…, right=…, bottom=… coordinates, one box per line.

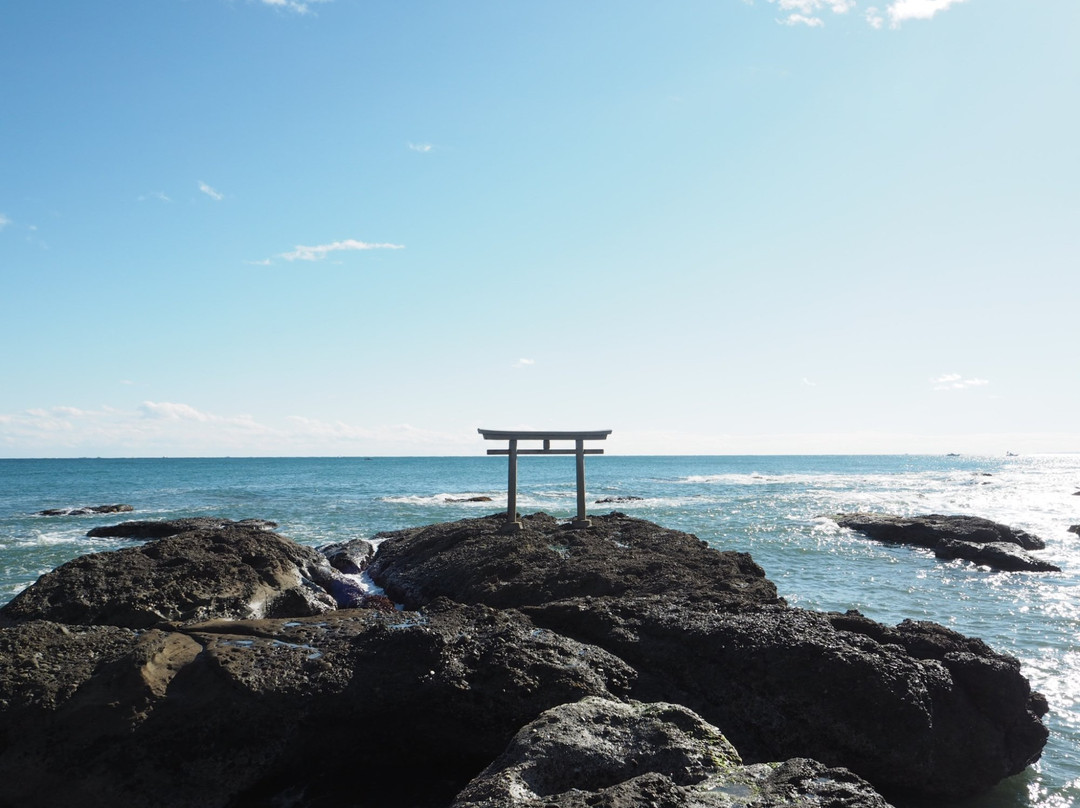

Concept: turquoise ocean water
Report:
left=1, top=454, right=1077, bottom=807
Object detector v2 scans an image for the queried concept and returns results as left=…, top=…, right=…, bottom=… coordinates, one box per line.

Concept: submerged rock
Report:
left=85, top=516, right=277, bottom=539
left=36, top=504, right=134, bottom=516
left=934, top=539, right=1062, bottom=572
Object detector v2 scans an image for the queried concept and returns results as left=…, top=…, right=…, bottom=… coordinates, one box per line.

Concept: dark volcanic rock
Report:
left=0, top=511, right=1049, bottom=806
left=319, top=537, right=376, bottom=574
left=36, top=504, right=134, bottom=516
left=452, top=697, right=892, bottom=808
left=934, top=539, right=1062, bottom=572
left=0, top=602, right=633, bottom=808
left=1069, top=525, right=1080, bottom=536
left=832, top=512, right=1046, bottom=551
left=595, top=495, right=644, bottom=504
left=829, top=513, right=1061, bottom=573
left=371, top=512, right=1048, bottom=801
left=447, top=495, right=494, bottom=503
left=368, top=511, right=781, bottom=612
left=1, top=524, right=339, bottom=627
left=85, top=516, right=277, bottom=539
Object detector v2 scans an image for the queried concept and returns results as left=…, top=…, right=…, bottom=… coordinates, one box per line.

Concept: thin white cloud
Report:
left=139, top=191, right=172, bottom=203
left=279, top=239, right=404, bottom=262
left=766, top=0, right=966, bottom=28
left=198, top=181, right=224, bottom=201
left=888, top=0, right=967, bottom=25
left=257, top=0, right=331, bottom=14
left=514, top=358, right=536, bottom=369
left=783, top=13, right=825, bottom=26
left=802, top=377, right=817, bottom=386
left=408, top=142, right=434, bottom=153
left=0, top=214, right=11, bottom=230
left=932, top=373, right=990, bottom=391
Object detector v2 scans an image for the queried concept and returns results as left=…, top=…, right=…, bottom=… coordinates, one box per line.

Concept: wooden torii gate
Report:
left=478, top=429, right=612, bottom=532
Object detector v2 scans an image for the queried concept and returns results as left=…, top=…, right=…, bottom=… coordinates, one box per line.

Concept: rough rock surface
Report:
left=36, top=504, right=134, bottom=516
left=85, top=516, right=277, bottom=539
left=0, top=602, right=633, bottom=808
left=831, top=513, right=1058, bottom=572
left=832, top=512, right=1046, bottom=550
left=1068, top=524, right=1080, bottom=536
left=370, top=512, right=1048, bottom=801
left=452, top=697, right=892, bottom=808
left=0, top=512, right=1050, bottom=807
left=368, top=511, right=781, bottom=612
left=1, top=523, right=340, bottom=627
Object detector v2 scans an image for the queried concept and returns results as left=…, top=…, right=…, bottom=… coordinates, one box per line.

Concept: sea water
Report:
left=0, top=454, right=1077, bottom=808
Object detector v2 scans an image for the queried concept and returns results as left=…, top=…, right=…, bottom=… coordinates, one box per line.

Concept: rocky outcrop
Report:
left=35, top=504, right=134, bottom=516
left=0, top=601, right=633, bottom=808
left=1068, top=525, right=1080, bottom=536
left=452, top=697, right=891, bottom=808
left=368, top=512, right=780, bottom=612
left=2, top=523, right=341, bottom=627
left=831, top=513, right=1060, bottom=572
left=369, top=512, right=1048, bottom=801
left=0, top=513, right=1050, bottom=807
left=85, top=516, right=277, bottom=539
left=595, top=495, right=643, bottom=504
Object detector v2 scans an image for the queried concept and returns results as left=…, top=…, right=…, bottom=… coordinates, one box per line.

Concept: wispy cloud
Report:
left=767, top=0, right=966, bottom=27
left=513, top=358, right=535, bottom=369
left=0, top=214, right=11, bottom=230
left=932, top=373, right=990, bottom=391
left=139, top=191, right=172, bottom=203
left=279, top=239, right=404, bottom=262
left=198, top=181, right=224, bottom=201
left=408, top=142, right=434, bottom=153
left=257, top=0, right=331, bottom=14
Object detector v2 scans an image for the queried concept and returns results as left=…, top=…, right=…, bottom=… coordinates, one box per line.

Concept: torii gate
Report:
left=478, top=429, right=612, bottom=533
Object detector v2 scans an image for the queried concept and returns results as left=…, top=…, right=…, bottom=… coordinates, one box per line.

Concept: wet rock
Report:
left=36, top=504, right=134, bottom=517
left=595, top=495, right=643, bottom=504
left=452, top=697, right=893, bottom=808
left=1068, top=525, right=1080, bottom=536
left=447, top=495, right=494, bottom=503
left=831, top=512, right=1046, bottom=551
left=934, top=539, right=1062, bottom=572
left=1, top=524, right=338, bottom=627
left=319, top=537, right=376, bottom=574
left=85, top=517, right=277, bottom=539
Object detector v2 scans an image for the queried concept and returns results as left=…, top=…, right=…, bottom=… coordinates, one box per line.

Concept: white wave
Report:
left=379, top=492, right=502, bottom=506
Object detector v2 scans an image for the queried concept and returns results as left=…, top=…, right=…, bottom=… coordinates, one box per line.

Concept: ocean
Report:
left=1, top=453, right=1077, bottom=808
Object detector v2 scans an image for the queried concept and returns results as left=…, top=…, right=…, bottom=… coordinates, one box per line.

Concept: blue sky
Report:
left=1, top=0, right=1077, bottom=457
